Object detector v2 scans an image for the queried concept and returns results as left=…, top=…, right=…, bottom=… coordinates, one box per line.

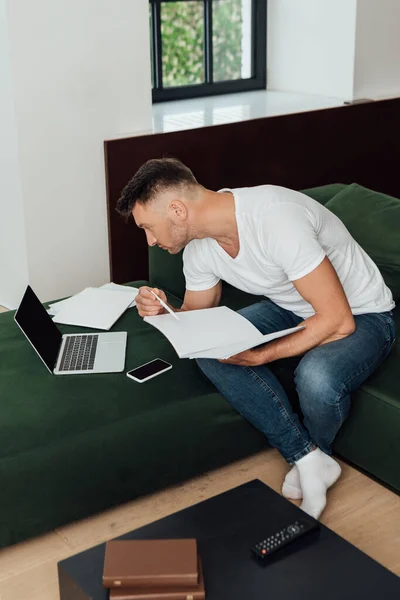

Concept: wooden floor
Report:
left=0, top=448, right=399, bottom=600
left=0, top=305, right=8, bottom=313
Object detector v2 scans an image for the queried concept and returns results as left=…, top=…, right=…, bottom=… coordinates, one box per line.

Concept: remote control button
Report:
left=287, top=524, right=301, bottom=535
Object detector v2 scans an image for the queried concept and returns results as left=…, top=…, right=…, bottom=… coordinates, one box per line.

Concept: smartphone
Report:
left=126, top=358, right=172, bottom=383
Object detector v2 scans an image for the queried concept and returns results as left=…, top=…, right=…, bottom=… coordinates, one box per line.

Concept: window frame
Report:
left=150, top=0, right=267, bottom=103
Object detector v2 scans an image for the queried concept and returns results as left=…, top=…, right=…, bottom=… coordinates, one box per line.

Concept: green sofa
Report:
left=0, top=183, right=398, bottom=548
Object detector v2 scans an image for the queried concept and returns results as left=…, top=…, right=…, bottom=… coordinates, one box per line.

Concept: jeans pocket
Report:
left=369, top=311, right=396, bottom=360
left=381, top=313, right=396, bottom=357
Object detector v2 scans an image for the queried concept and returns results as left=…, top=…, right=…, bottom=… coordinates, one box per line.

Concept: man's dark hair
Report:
left=116, top=158, right=198, bottom=219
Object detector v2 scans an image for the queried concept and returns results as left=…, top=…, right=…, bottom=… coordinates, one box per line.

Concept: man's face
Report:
left=133, top=199, right=189, bottom=254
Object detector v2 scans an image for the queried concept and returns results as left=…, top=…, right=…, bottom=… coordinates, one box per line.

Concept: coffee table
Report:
left=58, top=479, right=399, bottom=599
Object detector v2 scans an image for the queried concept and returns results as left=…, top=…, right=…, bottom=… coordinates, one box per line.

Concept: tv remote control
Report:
left=251, top=518, right=319, bottom=560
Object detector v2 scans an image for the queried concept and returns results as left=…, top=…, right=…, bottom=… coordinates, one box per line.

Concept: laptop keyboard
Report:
left=58, top=335, right=99, bottom=372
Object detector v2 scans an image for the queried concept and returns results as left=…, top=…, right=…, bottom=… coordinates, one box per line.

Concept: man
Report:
left=116, top=158, right=395, bottom=518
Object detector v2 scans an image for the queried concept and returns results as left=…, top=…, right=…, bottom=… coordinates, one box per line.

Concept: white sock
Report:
left=296, top=448, right=341, bottom=519
left=282, top=465, right=302, bottom=500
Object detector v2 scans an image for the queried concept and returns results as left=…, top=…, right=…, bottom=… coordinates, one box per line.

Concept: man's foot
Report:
left=282, top=465, right=302, bottom=500
left=296, top=448, right=342, bottom=519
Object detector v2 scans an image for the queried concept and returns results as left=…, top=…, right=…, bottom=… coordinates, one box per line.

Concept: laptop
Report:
left=15, top=286, right=127, bottom=375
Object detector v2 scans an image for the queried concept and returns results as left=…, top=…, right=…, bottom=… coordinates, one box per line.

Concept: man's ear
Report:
left=168, top=200, right=187, bottom=221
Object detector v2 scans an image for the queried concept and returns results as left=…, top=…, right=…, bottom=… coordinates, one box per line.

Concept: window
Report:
left=150, top=0, right=267, bottom=102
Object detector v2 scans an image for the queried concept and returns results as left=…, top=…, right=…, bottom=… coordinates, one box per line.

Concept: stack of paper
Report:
left=144, top=306, right=304, bottom=359
left=48, top=284, right=138, bottom=330
left=48, top=283, right=138, bottom=316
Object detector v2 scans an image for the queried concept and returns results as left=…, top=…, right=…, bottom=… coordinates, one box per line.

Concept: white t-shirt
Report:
left=183, top=185, right=395, bottom=319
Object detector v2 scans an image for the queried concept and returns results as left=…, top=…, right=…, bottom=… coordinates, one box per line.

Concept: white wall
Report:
left=267, top=0, right=400, bottom=102
left=5, top=0, right=152, bottom=305
left=267, top=0, right=357, bottom=101
left=354, top=0, right=400, bottom=100
left=0, top=0, right=29, bottom=308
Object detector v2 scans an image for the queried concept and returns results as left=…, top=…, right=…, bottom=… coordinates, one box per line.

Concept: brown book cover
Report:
left=109, top=559, right=205, bottom=600
left=103, top=539, right=198, bottom=589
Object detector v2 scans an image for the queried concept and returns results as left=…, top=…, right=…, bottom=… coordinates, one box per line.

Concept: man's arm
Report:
left=181, top=282, right=222, bottom=311
left=136, top=281, right=221, bottom=317
left=222, top=257, right=355, bottom=366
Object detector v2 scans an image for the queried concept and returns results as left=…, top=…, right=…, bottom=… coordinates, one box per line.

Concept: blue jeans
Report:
left=196, top=300, right=396, bottom=464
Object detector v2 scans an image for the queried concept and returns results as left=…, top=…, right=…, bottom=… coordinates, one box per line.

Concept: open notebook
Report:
left=144, top=306, right=304, bottom=359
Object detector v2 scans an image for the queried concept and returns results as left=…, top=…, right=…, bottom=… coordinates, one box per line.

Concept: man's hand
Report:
left=219, top=347, right=266, bottom=367
left=136, top=287, right=168, bottom=318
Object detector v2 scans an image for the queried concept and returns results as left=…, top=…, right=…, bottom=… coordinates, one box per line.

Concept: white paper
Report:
left=188, top=325, right=305, bottom=359
left=145, top=306, right=260, bottom=358
left=48, top=283, right=138, bottom=315
left=144, top=306, right=305, bottom=359
left=48, top=289, right=91, bottom=316
left=100, top=283, right=138, bottom=308
left=52, top=287, right=137, bottom=330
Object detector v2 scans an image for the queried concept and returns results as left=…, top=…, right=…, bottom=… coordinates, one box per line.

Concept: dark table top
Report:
left=58, top=479, right=400, bottom=600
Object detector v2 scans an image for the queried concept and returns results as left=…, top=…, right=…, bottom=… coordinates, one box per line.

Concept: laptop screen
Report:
left=14, top=286, right=62, bottom=373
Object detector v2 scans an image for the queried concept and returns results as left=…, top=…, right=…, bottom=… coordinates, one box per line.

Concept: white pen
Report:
left=150, top=289, right=180, bottom=321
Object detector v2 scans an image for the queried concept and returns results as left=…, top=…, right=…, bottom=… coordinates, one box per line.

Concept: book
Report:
left=144, top=305, right=304, bottom=359
left=103, top=539, right=198, bottom=589
left=109, top=559, right=205, bottom=600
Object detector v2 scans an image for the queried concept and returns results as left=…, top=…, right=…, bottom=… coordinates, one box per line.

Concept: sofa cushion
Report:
left=149, top=184, right=347, bottom=300
left=333, top=305, right=400, bottom=490
left=325, top=183, right=400, bottom=300
left=301, top=183, right=347, bottom=206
